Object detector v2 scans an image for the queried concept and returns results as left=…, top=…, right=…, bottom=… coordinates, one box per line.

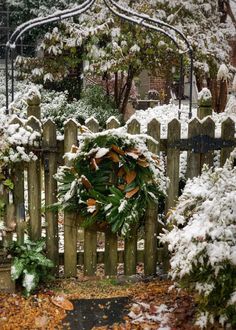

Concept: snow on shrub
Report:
left=161, top=149, right=236, bottom=329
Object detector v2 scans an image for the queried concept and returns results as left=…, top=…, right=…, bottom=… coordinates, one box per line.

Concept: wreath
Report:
left=56, top=132, right=166, bottom=237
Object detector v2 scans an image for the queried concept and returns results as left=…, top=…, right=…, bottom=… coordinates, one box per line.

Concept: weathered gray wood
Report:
left=186, top=118, right=202, bottom=179
left=64, top=119, right=78, bottom=277
left=106, top=117, right=120, bottom=129
left=12, top=163, right=25, bottom=245
left=59, top=247, right=166, bottom=266
left=144, top=205, right=157, bottom=275
left=124, top=119, right=140, bottom=275
left=165, top=119, right=181, bottom=212
left=8, top=117, right=25, bottom=244
left=127, top=118, right=140, bottom=135
left=43, top=119, right=59, bottom=274
left=143, top=119, right=161, bottom=275
left=124, top=232, right=137, bottom=275
left=201, top=117, right=215, bottom=169
left=5, top=204, right=15, bottom=247
left=27, top=117, right=41, bottom=240
left=83, top=119, right=99, bottom=276
left=85, top=117, right=99, bottom=132
left=220, top=118, right=235, bottom=166
left=104, top=230, right=117, bottom=276
left=84, top=229, right=97, bottom=276
left=26, top=92, right=41, bottom=119
left=147, top=118, right=160, bottom=154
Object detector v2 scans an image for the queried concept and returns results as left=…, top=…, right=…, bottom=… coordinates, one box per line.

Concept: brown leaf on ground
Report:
left=51, top=296, right=74, bottom=311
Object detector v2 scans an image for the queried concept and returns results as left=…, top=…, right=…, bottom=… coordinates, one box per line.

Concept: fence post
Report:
left=144, top=119, right=160, bottom=275
left=124, top=119, right=140, bottom=276
left=201, top=117, right=215, bottom=168
left=27, top=116, right=42, bottom=240
left=197, top=88, right=212, bottom=119
left=165, top=119, right=181, bottom=212
left=221, top=118, right=235, bottom=166
left=43, top=119, right=59, bottom=275
left=9, top=117, right=25, bottom=245
left=64, top=119, right=78, bottom=277
left=186, top=118, right=201, bottom=179
left=27, top=91, right=41, bottom=119
left=84, top=117, right=99, bottom=276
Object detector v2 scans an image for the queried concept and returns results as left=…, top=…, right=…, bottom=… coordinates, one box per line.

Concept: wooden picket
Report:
left=64, top=119, right=78, bottom=277
left=27, top=116, right=41, bottom=240
left=3, top=103, right=236, bottom=278
left=43, top=119, right=59, bottom=274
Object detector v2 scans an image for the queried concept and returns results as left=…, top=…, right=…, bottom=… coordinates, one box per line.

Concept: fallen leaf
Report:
left=102, top=315, right=108, bottom=320
left=51, top=296, right=74, bottom=311
left=125, top=186, right=140, bottom=198
left=35, top=315, right=49, bottom=328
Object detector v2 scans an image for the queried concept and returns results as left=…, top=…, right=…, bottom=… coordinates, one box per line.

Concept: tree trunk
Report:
left=114, top=72, right=119, bottom=107
left=120, top=67, right=134, bottom=114
left=218, top=80, right=228, bottom=113
left=208, top=77, right=218, bottom=112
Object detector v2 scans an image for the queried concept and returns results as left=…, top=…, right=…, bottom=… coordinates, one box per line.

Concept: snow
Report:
left=198, top=88, right=211, bottom=101
left=22, top=271, right=36, bottom=293
left=217, top=63, right=230, bottom=81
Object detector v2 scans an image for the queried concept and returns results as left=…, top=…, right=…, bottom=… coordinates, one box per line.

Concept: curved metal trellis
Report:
left=5, top=0, right=194, bottom=117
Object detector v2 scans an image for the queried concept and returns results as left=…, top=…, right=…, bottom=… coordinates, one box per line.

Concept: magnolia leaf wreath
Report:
left=55, top=132, right=166, bottom=237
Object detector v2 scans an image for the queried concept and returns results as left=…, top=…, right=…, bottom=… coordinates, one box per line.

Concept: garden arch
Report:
left=5, top=0, right=194, bottom=116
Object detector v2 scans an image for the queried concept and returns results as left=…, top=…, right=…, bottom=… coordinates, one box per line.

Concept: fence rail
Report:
left=1, top=99, right=236, bottom=278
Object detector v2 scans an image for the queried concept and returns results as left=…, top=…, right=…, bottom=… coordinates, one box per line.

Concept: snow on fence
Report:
left=1, top=99, right=236, bottom=278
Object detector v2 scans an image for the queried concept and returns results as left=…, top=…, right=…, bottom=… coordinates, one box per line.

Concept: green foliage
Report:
left=41, top=87, right=121, bottom=131
left=161, top=154, right=236, bottom=328
left=55, top=132, right=166, bottom=237
left=9, top=239, right=54, bottom=297
left=80, top=85, right=121, bottom=125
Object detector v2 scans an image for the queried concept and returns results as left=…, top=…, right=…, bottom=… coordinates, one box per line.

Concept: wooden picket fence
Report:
left=1, top=98, right=236, bottom=278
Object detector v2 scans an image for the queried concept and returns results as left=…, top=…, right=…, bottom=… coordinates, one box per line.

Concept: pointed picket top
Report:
left=85, top=116, right=99, bottom=133
left=43, top=119, right=57, bottom=147
left=202, top=116, right=215, bottom=126
left=202, top=117, right=216, bottom=137
left=127, top=118, right=140, bottom=134
left=9, top=115, right=24, bottom=126
left=168, top=119, right=181, bottom=141
left=221, top=117, right=235, bottom=133
left=106, top=116, right=120, bottom=129
left=43, top=118, right=56, bottom=129
left=188, top=117, right=201, bottom=136
left=26, top=115, right=41, bottom=132
left=147, top=118, right=160, bottom=142
left=64, top=118, right=78, bottom=129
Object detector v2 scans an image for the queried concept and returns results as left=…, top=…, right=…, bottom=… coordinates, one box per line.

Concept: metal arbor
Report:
left=5, top=0, right=194, bottom=117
